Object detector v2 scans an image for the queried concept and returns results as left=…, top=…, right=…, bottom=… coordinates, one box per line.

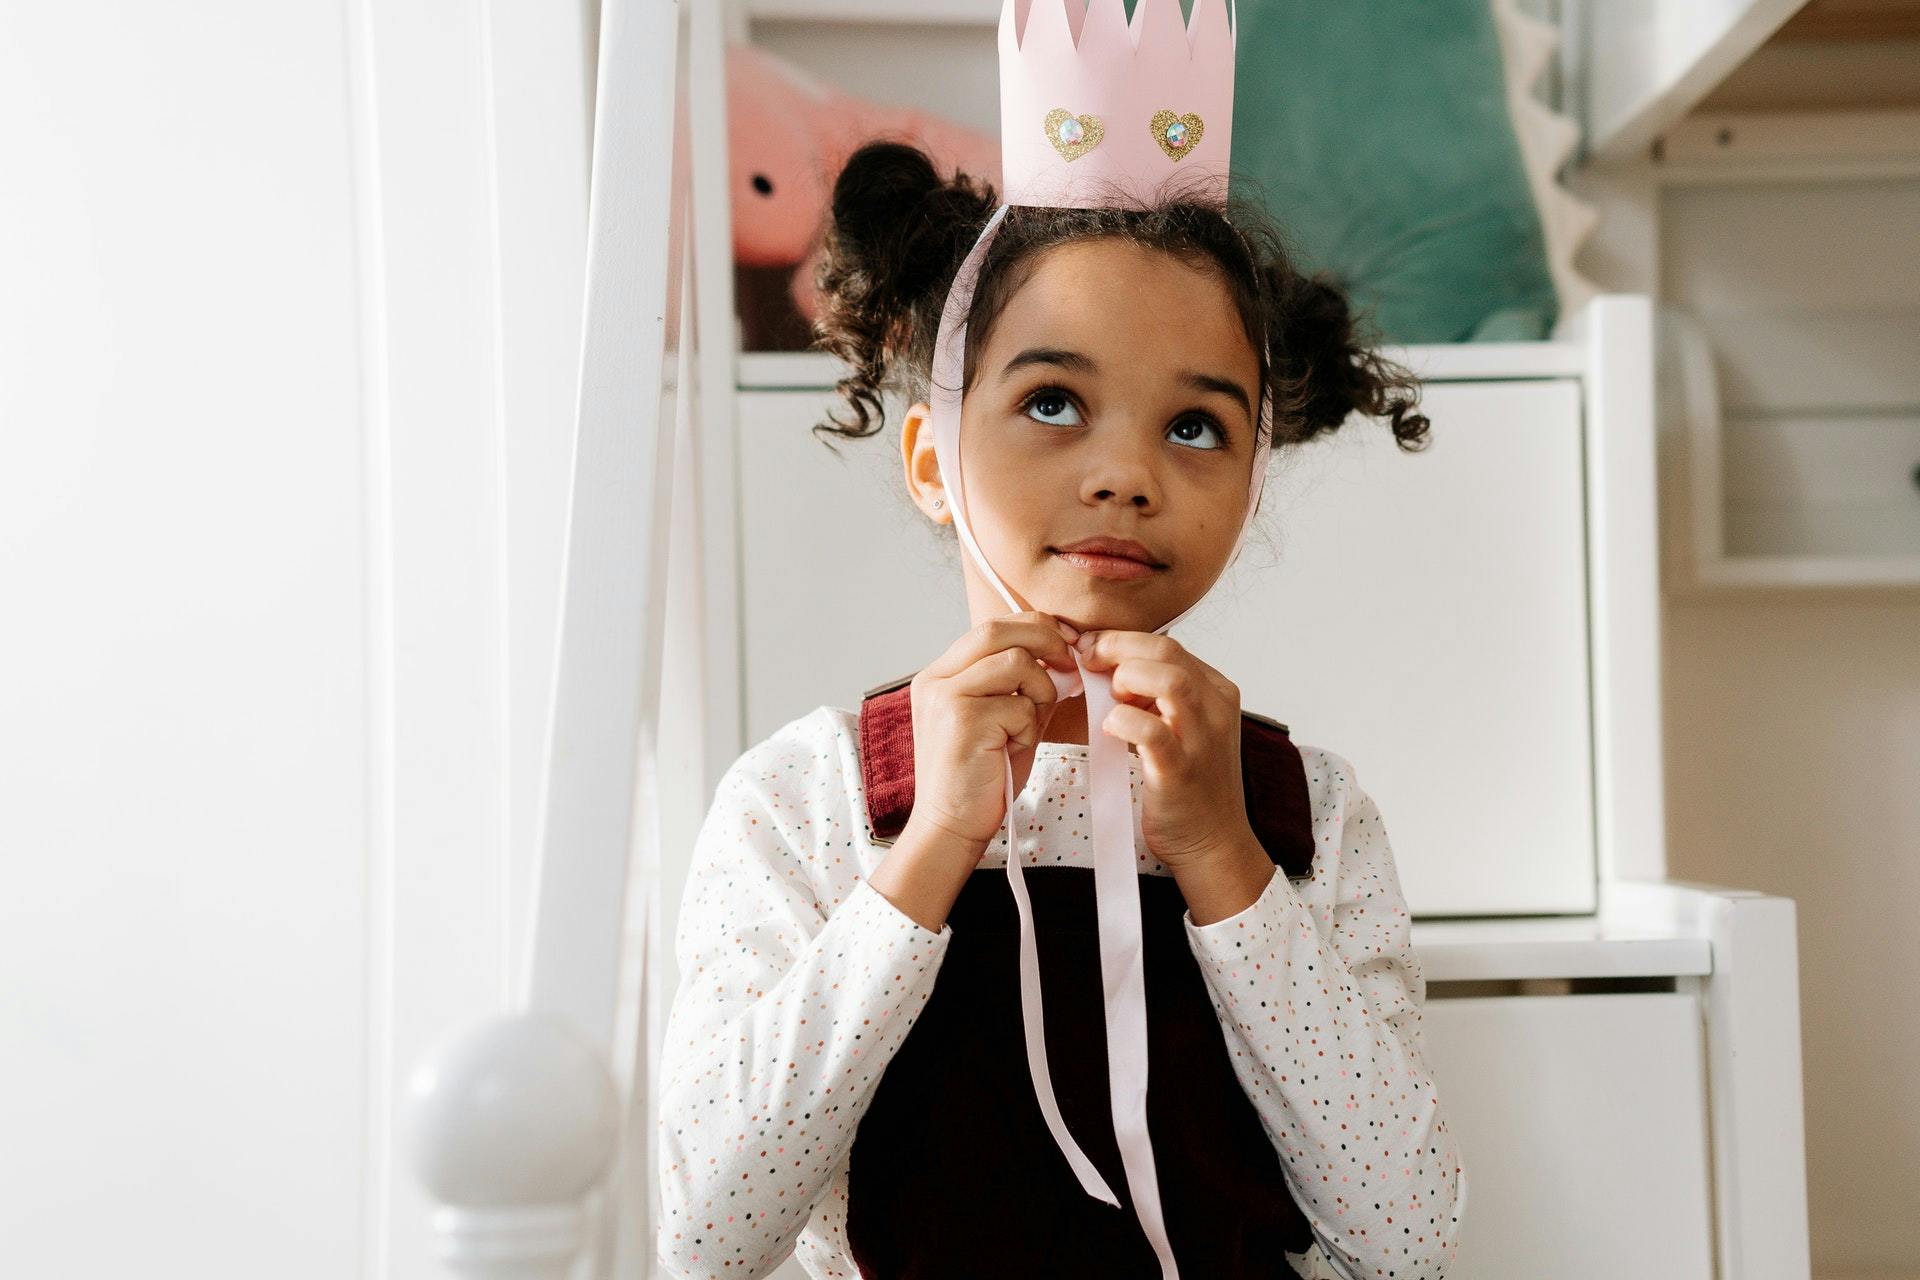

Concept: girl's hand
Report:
left=1072, top=629, right=1258, bottom=872
left=907, top=611, right=1082, bottom=851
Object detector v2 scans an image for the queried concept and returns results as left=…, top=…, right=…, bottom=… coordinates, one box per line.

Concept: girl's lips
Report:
left=1054, top=549, right=1160, bottom=580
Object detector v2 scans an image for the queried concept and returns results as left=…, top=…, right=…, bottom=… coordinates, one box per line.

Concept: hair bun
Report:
left=829, top=141, right=944, bottom=266
left=1270, top=268, right=1431, bottom=450
left=811, top=140, right=998, bottom=442
left=1277, top=274, right=1358, bottom=434
left=826, top=141, right=996, bottom=319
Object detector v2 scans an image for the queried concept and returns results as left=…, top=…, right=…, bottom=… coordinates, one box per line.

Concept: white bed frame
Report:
left=402, top=2, right=1812, bottom=1275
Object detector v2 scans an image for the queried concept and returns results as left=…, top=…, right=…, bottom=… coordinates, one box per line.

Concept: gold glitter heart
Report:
left=1043, top=108, right=1104, bottom=162
left=1150, top=109, right=1205, bottom=161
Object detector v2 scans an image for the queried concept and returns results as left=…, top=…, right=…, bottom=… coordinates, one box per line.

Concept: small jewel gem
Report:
left=1148, top=109, right=1204, bottom=161
left=1045, top=108, right=1104, bottom=161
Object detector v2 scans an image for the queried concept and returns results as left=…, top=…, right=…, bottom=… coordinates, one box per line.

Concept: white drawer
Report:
left=1422, top=994, right=1715, bottom=1278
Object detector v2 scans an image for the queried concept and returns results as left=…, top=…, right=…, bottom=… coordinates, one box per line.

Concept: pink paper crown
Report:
left=999, top=0, right=1239, bottom=210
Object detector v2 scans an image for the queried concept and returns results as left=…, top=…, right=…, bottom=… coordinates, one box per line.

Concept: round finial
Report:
left=407, top=1012, right=618, bottom=1209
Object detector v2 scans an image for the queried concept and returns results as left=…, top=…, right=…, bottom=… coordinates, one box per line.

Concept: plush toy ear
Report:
left=722, top=41, right=1005, bottom=343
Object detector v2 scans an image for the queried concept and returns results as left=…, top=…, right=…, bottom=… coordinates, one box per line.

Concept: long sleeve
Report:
left=656, top=755, right=952, bottom=1279
left=1182, top=762, right=1466, bottom=1278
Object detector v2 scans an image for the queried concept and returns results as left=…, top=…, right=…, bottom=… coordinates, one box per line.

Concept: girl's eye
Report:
left=1022, top=389, right=1228, bottom=451
left=1022, top=387, right=1083, bottom=426
left=1168, top=413, right=1228, bottom=451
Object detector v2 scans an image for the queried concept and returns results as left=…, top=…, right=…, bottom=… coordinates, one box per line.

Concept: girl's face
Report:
left=903, top=236, right=1263, bottom=635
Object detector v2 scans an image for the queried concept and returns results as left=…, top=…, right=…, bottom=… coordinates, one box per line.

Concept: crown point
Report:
left=1188, top=0, right=1234, bottom=61
left=1062, top=0, right=1089, bottom=44
left=1020, top=0, right=1078, bottom=56
left=1131, top=0, right=1190, bottom=53
left=1078, top=0, right=1131, bottom=53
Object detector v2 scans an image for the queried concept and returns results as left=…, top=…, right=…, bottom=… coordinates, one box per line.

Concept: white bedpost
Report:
left=405, top=0, right=695, bottom=1274
left=406, top=1015, right=621, bottom=1279
left=1699, top=888, right=1813, bottom=1278
left=1571, top=294, right=1668, bottom=885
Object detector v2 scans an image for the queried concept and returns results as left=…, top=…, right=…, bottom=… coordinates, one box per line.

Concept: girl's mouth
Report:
left=1053, top=549, right=1161, bottom=580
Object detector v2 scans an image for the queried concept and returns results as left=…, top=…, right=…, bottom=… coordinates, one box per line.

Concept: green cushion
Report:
left=1220, top=0, right=1559, bottom=344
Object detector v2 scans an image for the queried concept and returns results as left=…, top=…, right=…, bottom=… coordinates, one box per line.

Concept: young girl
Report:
left=657, top=139, right=1464, bottom=1279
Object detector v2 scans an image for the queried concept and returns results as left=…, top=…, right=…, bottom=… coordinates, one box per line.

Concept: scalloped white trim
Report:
left=1490, top=0, right=1600, bottom=321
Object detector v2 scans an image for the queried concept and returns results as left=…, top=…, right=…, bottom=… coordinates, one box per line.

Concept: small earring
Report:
left=931, top=498, right=945, bottom=511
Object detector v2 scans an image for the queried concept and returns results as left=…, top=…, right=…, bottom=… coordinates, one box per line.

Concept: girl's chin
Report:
left=1020, top=599, right=1104, bottom=634
left=1008, top=567, right=1190, bottom=632
left=1033, top=593, right=1168, bottom=637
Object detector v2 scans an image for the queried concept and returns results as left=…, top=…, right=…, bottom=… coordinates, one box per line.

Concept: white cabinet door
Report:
left=1179, top=379, right=1595, bottom=915
left=736, top=390, right=977, bottom=721
left=1421, top=994, right=1716, bottom=1278
left=734, top=379, right=1593, bottom=916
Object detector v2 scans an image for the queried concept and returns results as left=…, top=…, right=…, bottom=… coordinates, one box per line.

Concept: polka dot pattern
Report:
left=1184, top=761, right=1466, bottom=1277
left=656, top=706, right=1465, bottom=1278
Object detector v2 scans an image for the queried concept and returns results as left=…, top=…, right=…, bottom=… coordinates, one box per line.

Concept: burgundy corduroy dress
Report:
left=841, top=674, right=1321, bottom=1279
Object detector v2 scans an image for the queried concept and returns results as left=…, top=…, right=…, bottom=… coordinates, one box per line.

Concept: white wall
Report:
left=1663, top=598, right=1920, bottom=1275
left=1652, top=119, right=1920, bottom=1280
left=0, top=5, right=372, bottom=1273
left=1578, top=68, right=1920, bottom=1276
left=0, top=3, right=588, bottom=1276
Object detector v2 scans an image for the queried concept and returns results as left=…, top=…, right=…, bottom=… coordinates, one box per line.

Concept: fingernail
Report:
left=1074, top=631, right=1093, bottom=649
left=1057, top=620, right=1079, bottom=642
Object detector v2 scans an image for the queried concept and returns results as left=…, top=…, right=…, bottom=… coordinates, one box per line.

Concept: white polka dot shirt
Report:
left=656, top=706, right=1465, bottom=1279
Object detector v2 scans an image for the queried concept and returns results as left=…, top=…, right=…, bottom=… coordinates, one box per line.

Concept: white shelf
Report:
left=1661, top=109, right=1920, bottom=173
left=1583, top=0, right=1805, bottom=163
left=1653, top=117, right=1920, bottom=591
left=1412, top=878, right=1732, bottom=982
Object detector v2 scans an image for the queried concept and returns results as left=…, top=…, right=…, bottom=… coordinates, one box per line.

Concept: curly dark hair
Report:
left=807, top=139, right=1430, bottom=459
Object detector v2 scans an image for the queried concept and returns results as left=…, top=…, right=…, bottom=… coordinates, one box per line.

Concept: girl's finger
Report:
left=948, top=645, right=1061, bottom=714
left=1100, top=701, right=1176, bottom=755
left=1081, top=631, right=1235, bottom=704
left=1073, top=628, right=1179, bottom=669
left=1106, top=656, right=1195, bottom=706
left=1182, top=650, right=1237, bottom=699
left=929, top=611, right=1079, bottom=680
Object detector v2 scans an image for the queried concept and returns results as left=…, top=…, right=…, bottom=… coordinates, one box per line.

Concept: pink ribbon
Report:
left=928, top=204, right=1272, bottom=1276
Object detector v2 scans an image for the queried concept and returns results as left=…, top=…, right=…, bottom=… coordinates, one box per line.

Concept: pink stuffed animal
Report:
left=726, top=43, right=1001, bottom=342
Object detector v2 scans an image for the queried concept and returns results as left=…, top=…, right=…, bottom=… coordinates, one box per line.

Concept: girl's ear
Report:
left=899, top=401, right=950, bottom=525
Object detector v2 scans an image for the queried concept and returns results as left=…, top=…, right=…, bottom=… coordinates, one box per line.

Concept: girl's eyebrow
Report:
left=999, top=346, right=1098, bottom=380
left=1180, top=370, right=1253, bottom=419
